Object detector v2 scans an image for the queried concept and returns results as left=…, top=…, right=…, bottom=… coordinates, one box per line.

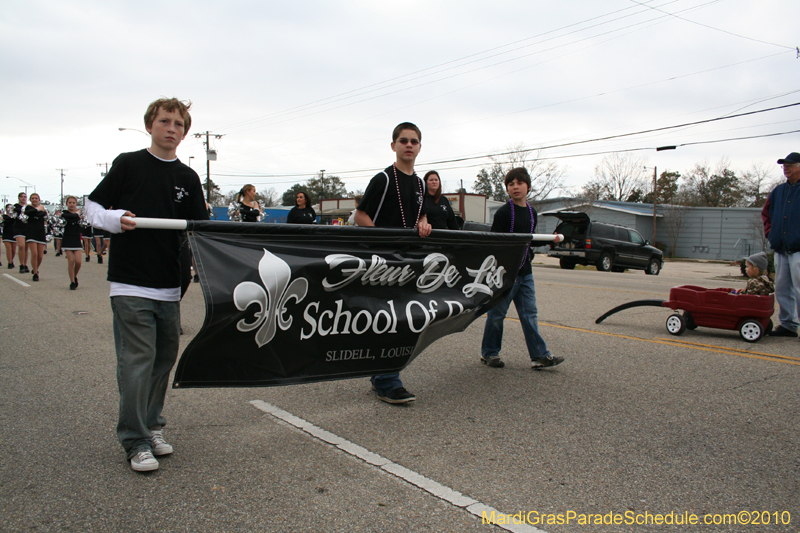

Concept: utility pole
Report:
left=319, top=169, right=325, bottom=209
left=56, top=169, right=68, bottom=206
left=651, top=166, right=657, bottom=243
left=193, top=131, right=224, bottom=204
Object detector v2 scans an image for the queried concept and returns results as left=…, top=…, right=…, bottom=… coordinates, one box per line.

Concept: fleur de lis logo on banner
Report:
left=233, top=249, right=308, bottom=347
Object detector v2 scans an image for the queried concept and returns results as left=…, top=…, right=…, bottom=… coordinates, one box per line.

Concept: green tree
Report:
left=307, top=173, right=349, bottom=201
left=472, top=167, right=507, bottom=201
left=684, top=161, right=743, bottom=207
left=643, top=171, right=681, bottom=204
left=202, top=177, right=223, bottom=206
left=282, top=183, right=309, bottom=206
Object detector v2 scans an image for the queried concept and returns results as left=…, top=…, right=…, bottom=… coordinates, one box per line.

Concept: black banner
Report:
left=173, top=222, right=533, bottom=388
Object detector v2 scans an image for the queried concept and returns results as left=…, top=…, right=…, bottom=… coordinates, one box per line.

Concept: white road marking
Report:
left=3, top=274, right=30, bottom=287
left=250, top=400, right=546, bottom=533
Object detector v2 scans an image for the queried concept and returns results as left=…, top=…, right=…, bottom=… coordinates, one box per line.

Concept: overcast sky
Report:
left=1, top=0, right=798, bottom=205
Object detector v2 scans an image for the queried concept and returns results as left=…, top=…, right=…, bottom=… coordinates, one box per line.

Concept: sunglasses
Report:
left=396, top=138, right=420, bottom=146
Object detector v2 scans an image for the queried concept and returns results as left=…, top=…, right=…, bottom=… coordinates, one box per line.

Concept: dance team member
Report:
left=61, top=196, right=84, bottom=290
left=86, top=97, right=209, bottom=472
left=25, top=193, right=48, bottom=282
left=422, top=171, right=459, bottom=230
left=286, top=191, right=316, bottom=224
left=354, top=121, right=431, bottom=404
left=2, top=204, right=15, bottom=269
left=13, top=192, right=29, bottom=273
left=233, top=184, right=262, bottom=222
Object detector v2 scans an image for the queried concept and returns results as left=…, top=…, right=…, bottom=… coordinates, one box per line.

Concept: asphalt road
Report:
left=1, top=252, right=798, bottom=533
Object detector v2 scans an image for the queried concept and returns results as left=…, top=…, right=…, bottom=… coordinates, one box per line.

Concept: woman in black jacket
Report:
left=286, top=191, right=316, bottom=224
left=423, top=171, right=458, bottom=230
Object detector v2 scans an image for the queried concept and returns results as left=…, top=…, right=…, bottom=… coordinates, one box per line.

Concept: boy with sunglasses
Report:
left=354, top=122, right=431, bottom=404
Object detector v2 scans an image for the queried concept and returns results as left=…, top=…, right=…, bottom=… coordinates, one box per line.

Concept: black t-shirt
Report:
left=424, top=194, right=459, bottom=230
left=357, top=165, right=428, bottom=229
left=491, top=201, right=537, bottom=277
left=88, top=149, right=209, bottom=288
left=286, top=206, right=316, bottom=224
left=238, top=201, right=261, bottom=222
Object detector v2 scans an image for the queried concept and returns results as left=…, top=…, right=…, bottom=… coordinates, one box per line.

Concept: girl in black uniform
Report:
left=233, top=184, right=263, bottom=222
left=13, top=192, right=29, bottom=273
left=286, top=191, right=316, bottom=224
left=2, top=204, right=15, bottom=269
left=423, top=171, right=459, bottom=230
left=61, top=196, right=84, bottom=290
left=25, top=193, right=48, bottom=282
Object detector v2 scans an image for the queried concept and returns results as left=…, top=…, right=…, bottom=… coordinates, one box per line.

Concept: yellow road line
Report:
left=504, top=318, right=800, bottom=367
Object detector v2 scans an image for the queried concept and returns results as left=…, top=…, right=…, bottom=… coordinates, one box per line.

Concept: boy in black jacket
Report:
left=480, top=167, right=563, bottom=370
left=354, top=122, right=431, bottom=404
left=87, top=98, right=209, bottom=472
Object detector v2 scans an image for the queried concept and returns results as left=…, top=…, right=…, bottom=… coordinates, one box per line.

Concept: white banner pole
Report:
left=130, top=218, right=189, bottom=230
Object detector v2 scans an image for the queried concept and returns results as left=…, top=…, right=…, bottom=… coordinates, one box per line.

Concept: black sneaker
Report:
left=193, top=274, right=200, bottom=283
left=69, top=282, right=77, bottom=290
left=769, top=325, right=798, bottom=337
left=97, top=255, right=103, bottom=264
left=377, top=387, right=416, bottom=404
left=531, top=355, right=564, bottom=369
left=7, top=262, right=13, bottom=269
left=19, top=265, right=25, bottom=273
left=24, top=265, right=30, bottom=273
left=32, top=273, right=39, bottom=282
left=480, top=356, right=505, bottom=368
left=86, top=256, right=90, bottom=262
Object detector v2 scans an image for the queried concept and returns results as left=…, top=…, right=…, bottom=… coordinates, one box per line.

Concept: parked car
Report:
left=545, top=212, right=663, bottom=275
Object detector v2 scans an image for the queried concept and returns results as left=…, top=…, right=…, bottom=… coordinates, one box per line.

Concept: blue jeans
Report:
left=370, top=373, right=403, bottom=395
left=774, top=252, right=800, bottom=332
left=481, top=273, right=551, bottom=361
left=111, top=296, right=181, bottom=459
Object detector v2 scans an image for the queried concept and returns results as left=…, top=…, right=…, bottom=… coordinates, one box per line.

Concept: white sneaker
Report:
left=151, top=429, right=174, bottom=456
left=130, top=450, right=159, bottom=472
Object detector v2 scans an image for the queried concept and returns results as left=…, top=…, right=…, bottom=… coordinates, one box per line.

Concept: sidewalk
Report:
left=534, top=253, right=743, bottom=279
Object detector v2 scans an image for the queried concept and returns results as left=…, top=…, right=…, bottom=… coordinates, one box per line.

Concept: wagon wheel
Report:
left=739, top=320, right=763, bottom=343
left=666, top=314, right=686, bottom=335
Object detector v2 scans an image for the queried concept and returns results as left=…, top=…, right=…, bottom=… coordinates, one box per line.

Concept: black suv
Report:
left=545, top=212, right=663, bottom=275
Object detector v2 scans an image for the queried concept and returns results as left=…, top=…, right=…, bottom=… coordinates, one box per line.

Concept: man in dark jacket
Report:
left=761, top=152, right=800, bottom=338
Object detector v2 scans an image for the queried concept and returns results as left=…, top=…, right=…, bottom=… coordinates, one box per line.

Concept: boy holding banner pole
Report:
left=480, top=167, right=564, bottom=370
left=86, top=98, right=209, bottom=472
left=354, top=122, right=431, bottom=404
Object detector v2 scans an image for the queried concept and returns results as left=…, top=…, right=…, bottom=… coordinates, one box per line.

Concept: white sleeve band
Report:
left=85, top=199, right=127, bottom=234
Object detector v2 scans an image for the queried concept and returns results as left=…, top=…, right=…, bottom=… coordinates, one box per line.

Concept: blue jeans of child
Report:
left=481, top=273, right=551, bottom=361
left=111, top=296, right=181, bottom=459
left=370, top=373, right=404, bottom=395
left=774, top=251, right=800, bottom=332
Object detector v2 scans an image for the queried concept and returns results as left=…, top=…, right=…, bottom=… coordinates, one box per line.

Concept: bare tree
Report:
left=476, top=143, right=568, bottom=201
left=257, top=187, right=279, bottom=208
left=661, top=204, right=690, bottom=258
left=582, top=152, right=649, bottom=201
left=741, top=161, right=779, bottom=207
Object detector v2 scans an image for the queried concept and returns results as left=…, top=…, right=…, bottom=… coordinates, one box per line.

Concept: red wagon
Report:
left=596, top=285, right=775, bottom=342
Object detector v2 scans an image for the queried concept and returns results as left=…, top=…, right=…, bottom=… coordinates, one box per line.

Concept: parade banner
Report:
left=173, top=221, right=547, bottom=388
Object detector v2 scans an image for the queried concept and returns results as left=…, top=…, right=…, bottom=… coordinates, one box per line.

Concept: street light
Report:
left=118, top=127, right=149, bottom=136
left=6, top=176, right=35, bottom=194
left=188, top=156, right=195, bottom=168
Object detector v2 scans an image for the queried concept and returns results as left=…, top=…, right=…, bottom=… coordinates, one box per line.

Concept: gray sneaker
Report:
left=151, top=429, right=173, bottom=456
left=531, top=355, right=564, bottom=369
left=130, top=450, right=159, bottom=472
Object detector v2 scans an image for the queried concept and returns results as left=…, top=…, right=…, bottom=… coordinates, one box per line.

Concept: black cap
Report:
left=777, top=152, right=800, bottom=165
